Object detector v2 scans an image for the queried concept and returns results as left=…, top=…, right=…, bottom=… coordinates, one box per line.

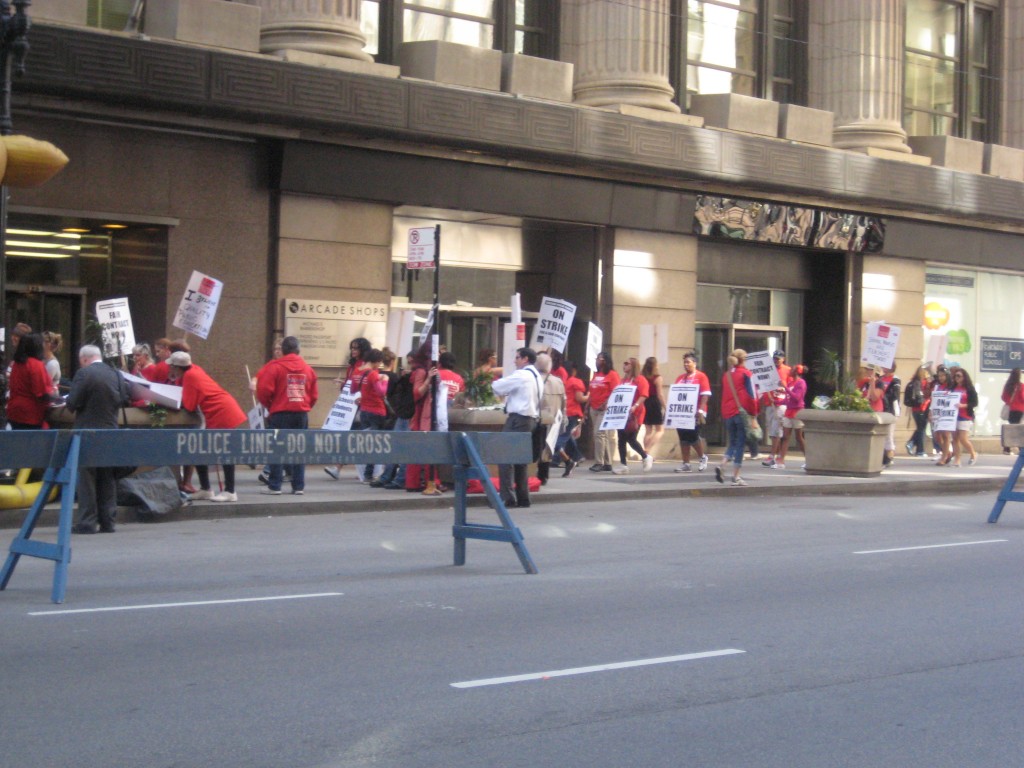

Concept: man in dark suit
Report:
left=66, top=344, right=128, bottom=533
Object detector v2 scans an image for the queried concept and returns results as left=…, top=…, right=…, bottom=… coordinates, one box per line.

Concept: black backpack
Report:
left=903, top=379, right=924, bottom=407
left=388, top=372, right=417, bottom=420
left=882, top=376, right=901, bottom=414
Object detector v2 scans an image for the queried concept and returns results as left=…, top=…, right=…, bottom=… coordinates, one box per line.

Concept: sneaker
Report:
left=260, top=489, right=282, bottom=495
left=601, top=464, right=614, bottom=472
left=189, top=489, right=215, bottom=501
left=642, top=455, right=654, bottom=472
left=589, top=463, right=605, bottom=472
left=772, top=462, right=786, bottom=470
left=761, top=457, right=776, bottom=468
left=731, top=477, right=747, bottom=487
left=561, top=460, right=576, bottom=478
left=211, top=491, right=238, bottom=502
left=612, top=464, right=629, bottom=474
left=800, top=463, right=807, bottom=470
left=257, top=471, right=269, bottom=486
left=714, top=466, right=724, bottom=484
left=369, top=479, right=386, bottom=488
left=293, top=490, right=305, bottom=495
left=969, top=456, right=977, bottom=466
left=323, top=466, right=340, bottom=480
left=698, top=455, right=708, bottom=472
left=905, top=440, right=915, bottom=457
left=674, top=463, right=692, bottom=473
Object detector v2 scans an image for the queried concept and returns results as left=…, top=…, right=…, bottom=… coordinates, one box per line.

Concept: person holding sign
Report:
left=168, top=352, right=247, bottom=503
left=613, top=358, right=653, bottom=474
left=717, top=349, right=758, bottom=487
left=535, top=352, right=566, bottom=486
left=256, top=336, right=318, bottom=495
left=950, top=367, right=979, bottom=467
left=640, top=357, right=666, bottom=455
left=930, top=366, right=954, bottom=465
left=773, top=364, right=807, bottom=470
left=1000, top=368, right=1024, bottom=454
left=491, top=347, right=541, bottom=508
left=586, top=352, right=620, bottom=472
left=673, top=352, right=711, bottom=473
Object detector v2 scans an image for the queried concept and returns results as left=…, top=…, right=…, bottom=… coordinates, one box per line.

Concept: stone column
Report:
left=248, top=0, right=372, bottom=61
left=562, top=0, right=680, bottom=113
left=810, top=0, right=909, bottom=153
left=1003, top=0, right=1024, bottom=148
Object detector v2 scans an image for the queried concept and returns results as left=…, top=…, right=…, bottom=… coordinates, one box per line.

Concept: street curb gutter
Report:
left=1, top=476, right=1005, bottom=529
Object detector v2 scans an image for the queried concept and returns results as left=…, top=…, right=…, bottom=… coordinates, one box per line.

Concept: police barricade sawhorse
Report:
left=988, top=423, right=1024, bottom=523
left=0, top=428, right=537, bottom=604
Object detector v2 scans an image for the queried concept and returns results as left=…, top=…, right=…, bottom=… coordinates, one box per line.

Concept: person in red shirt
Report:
left=717, top=348, right=759, bottom=487
left=353, top=348, right=389, bottom=482
left=950, top=367, right=978, bottom=467
left=1001, top=367, right=1024, bottom=454
left=673, top=352, right=712, bottom=473
left=613, top=357, right=653, bottom=474
left=7, top=333, right=59, bottom=429
left=169, top=351, right=248, bottom=502
left=554, top=360, right=587, bottom=476
left=256, top=336, right=318, bottom=494
left=587, top=351, right=620, bottom=472
left=438, top=352, right=465, bottom=402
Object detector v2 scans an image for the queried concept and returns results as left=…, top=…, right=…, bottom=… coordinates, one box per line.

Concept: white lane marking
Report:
left=29, top=592, right=343, bottom=616
left=450, top=648, right=745, bottom=689
left=854, top=540, right=1008, bottom=555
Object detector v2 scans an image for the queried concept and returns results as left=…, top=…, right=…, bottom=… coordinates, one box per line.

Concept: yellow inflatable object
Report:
left=0, top=468, right=60, bottom=510
left=1, top=135, right=69, bottom=187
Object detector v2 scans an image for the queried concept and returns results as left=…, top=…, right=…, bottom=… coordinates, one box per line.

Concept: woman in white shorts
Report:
left=774, top=364, right=807, bottom=469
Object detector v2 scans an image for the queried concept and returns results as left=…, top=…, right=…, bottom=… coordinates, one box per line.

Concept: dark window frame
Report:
left=903, top=0, right=999, bottom=142
left=372, top=0, right=559, bottom=63
left=670, top=0, right=808, bottom=110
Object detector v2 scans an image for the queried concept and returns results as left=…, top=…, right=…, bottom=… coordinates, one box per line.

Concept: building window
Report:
left=88, top=0, right=136, bottom=30
left=371, top=0, right=557, bottom=63
left=904, top=0, right=997, bottom=141
left=673, top=0, right=806, bottom=109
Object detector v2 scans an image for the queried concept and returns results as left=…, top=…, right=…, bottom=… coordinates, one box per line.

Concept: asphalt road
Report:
left=2, top=492, right=1022, bottom=768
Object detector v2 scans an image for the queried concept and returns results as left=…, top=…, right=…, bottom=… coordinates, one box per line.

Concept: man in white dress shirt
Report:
left=491, top=347, right=540, bottom=508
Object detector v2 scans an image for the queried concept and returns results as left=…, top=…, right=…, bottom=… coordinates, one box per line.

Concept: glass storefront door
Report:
left=697, top=323, right=787, bottom=445
left=4, top=285, right=87, bottom=382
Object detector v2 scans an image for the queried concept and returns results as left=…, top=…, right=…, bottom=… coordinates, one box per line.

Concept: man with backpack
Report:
left=370, top=351, right=417, bottom=489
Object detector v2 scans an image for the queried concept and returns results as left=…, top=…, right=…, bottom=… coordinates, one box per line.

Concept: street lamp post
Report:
left=0, top=0, right=31, bottom=339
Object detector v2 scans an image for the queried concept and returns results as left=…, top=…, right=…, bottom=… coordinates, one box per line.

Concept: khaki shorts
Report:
left=781, top=416, right=804, bottom=430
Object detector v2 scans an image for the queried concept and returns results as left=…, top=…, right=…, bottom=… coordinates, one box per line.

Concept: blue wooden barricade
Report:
left=0, top=429, right=537, bottom=603
left=988, top=425, right=1024, bottom=523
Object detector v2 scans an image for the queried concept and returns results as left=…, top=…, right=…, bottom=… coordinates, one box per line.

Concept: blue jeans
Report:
left=267, top=410, right=308, bottom=491
left=554, top=416, right=584, bottom=462
left=359, top=411, right=389, bottom=480
left=724, top=414, right=747, bottom=466
left=380, top=417, right=410, bottom=484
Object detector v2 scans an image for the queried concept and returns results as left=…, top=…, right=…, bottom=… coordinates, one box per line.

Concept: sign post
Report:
left=408, top=225, right=441, bottom=430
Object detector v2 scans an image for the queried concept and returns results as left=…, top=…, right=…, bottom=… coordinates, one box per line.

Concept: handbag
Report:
left=1001, top=402, right=1011, bottom=421
left=725, top=368, right=762, bottom=441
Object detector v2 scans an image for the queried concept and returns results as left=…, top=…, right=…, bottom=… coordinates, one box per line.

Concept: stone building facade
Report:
left=6, top=0, right=1023, bottom=449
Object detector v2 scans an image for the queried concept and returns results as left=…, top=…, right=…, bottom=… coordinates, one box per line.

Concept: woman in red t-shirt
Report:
left=554, top=360, right=587, bottom=476
left=717, top=349, right=758, bottom=487
left=613, top=357, right=653, bottom=474
left=7, top=333, right=58, bottom=429
left=355, top=348, right=390, bottom=482
left=170, top=352, right=248, bottom=502
left=587, top=352, right=620, bottom=472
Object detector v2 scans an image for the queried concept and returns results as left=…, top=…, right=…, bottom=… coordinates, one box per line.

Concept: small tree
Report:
left=813, top=349, right=873, bottom=412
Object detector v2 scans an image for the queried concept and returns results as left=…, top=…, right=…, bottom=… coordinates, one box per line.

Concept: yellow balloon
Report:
left=1, top=135, right=68, bottom=187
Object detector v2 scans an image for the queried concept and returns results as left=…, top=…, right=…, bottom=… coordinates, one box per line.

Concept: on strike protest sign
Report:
left=599, top=384, right=637, bottom=431
left=665, top=383, right=700, bottom=430
left=173, top=270, right=223, bottom=340
left=531, top=296, right=576, bottom=353
left=931, top=392, right=960, bottom=432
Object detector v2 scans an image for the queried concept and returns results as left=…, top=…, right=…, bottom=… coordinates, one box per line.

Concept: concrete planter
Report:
left=797, top=409, right=895, bottom=477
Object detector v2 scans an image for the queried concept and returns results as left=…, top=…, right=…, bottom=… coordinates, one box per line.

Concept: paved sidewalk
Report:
left=5, top=449, right=1016, bottom=529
